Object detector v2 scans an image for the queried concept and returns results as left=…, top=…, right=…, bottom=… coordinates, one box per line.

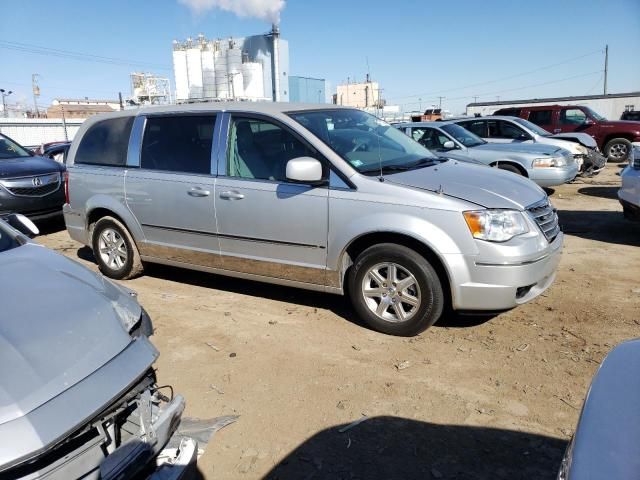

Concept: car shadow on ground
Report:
left=557, top=209, right=639, bottom=247
left=576, top=186, right=619, bottom=200
left=76, top=246, right=497, bottom=333
left=264, top=416, right=567, bottom=480
left=35, top=216, right=66, bottom=235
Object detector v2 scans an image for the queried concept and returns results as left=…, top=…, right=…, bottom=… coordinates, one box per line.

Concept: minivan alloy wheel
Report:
left=98, top=228, right=128, bottom=270
left=362, top=262, right=421, bottom=323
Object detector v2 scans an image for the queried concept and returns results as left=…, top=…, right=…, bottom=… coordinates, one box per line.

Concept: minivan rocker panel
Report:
left=64, top=103, right=562, bottom=336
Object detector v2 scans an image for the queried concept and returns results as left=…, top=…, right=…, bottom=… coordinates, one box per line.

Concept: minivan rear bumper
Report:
left=63, top=204, right=90, bottom=245
left=447, top=232, right=563, bottom=311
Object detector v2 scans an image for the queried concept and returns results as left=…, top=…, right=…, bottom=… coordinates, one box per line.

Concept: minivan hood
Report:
left=473, top=142, right=565, bottom=156
left=0, top=155, right=64, bottom=179
left=385, top=160, right=546, bottom=210
left=0, top=244, right=139, bottom=425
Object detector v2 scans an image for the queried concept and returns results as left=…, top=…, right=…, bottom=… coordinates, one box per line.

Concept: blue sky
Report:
left=1, top=0, right=639, bottom=114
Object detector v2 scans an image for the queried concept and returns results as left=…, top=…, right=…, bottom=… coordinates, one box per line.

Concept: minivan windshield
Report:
left=288, top=109, right=439, bottom=174
left=440, top=124, right=485, bottom=147
left=0, top=134, right=32, bottom=159
left=510, top=117, right=553, bottom=137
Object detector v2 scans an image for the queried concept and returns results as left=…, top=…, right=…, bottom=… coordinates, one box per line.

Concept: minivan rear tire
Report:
left=91, top=216, right=144, bottom=280
left=348, top=243, right=444, bottom=336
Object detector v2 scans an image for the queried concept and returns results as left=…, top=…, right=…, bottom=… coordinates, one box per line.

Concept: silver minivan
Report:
left=64, top=103, right=563, bottom=336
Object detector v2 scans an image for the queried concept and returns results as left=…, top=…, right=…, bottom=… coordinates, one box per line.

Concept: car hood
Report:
left=550, top=132, right=598, bottom=149
left=384, top=160, right=546, bottom=209
left=472, top=142, right=566, bottom=156
left=0, top=155, right=65, bottom=179
left=0, top=244, right=139, bottom=425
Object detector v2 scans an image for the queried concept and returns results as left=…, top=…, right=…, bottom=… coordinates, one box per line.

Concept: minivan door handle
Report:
left=188, top=187, right=210, bottom=197
left=219, top=190, right=245, bottom=200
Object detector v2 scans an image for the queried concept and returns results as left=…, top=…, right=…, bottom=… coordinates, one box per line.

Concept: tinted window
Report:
left=497, top=121, right=528, bottom=139
left=0, top=134, right=31, bottom=159
left=140, top=115, right=215, bottom=174
left=75, top=116, right=134, bottom=166
left=411, top=127, right=451, bottom=150
left=528, top=110, right=552, bottom=126
left=227, top=116, right=316, bottom=181
left=494, top=108, right=521, bottom=117
left=559, top=108, right=587, bottom=126
left=459, top=120, right=486, bottom=137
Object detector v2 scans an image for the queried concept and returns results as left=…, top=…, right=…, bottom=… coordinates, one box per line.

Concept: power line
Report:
left=388, top=49, right=603, bottom=101
left=0, top=40, right=171, bottom=70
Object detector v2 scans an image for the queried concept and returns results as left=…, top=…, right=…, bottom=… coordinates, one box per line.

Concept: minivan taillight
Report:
left=63, top=171, right=70, bottom=204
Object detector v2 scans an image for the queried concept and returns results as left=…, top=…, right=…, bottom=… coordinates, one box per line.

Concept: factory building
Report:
left=172, top=26, right=289, bottom=103
left=289, top=76, right=328, bottom=103
left=335, top=76, right=381, bottom=108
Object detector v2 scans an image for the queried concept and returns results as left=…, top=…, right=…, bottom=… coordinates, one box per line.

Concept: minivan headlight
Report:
left=463, top=210, right=529, bottom=242
left=533, top=156, right=568, bottom=168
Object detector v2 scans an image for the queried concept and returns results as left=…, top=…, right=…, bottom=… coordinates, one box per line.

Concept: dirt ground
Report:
left=39, top=164, right=639, bottom=479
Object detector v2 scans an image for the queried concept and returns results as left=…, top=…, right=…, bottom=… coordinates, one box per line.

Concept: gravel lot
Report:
left=39, top=164, right=639, bottom=479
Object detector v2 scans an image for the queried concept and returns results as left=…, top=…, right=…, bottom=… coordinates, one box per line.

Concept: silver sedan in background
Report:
left=395, top=121, right=578, bottom=187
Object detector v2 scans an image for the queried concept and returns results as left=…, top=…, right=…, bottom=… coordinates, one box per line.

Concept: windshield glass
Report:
left=0, top=135, right=31, bottom=159
left=0, top=221, right=21, bottom=253
left=583, top=106, right=607, bottom=121
left=440, top=124, right=485, bottom=147
left=288, top=109, right=438, bottom=174
left=510, top=117, right=552, bottom=136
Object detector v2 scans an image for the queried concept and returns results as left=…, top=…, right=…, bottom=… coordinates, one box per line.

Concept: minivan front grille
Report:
left=0, top=173, right=61, bottom=197
left=527, top=199, right=560, bottom=242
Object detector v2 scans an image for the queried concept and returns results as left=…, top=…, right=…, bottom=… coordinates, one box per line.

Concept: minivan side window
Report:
left=227, top=116, right=315, bottom=181
left=559, top=108, right=587, bottom=126
left=75, top=116, right=134, bottom=166
left=528, top=110, right=552, bottom=126
left=140, top=115, right=216, bottom=174
left=460, top=120, right=486, bottom=137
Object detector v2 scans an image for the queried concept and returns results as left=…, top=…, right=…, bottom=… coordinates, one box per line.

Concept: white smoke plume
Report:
left=179, top=0, right=285, bottom=23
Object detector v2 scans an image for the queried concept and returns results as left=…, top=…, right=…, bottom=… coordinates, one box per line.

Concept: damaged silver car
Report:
left=0, top=214, right=192, bottom=479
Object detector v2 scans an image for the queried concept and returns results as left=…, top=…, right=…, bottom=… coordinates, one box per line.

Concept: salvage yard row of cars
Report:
left=0, top=101, right=639, bottom=478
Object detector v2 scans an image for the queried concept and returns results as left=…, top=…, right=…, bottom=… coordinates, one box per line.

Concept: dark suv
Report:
left=494, top=105, right=640, bottom=162
left=0, top=133, right=66, bottom=221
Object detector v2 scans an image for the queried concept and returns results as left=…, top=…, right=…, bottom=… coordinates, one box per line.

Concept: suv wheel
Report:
left=348, top=243, right=444, bottom=336
left=92, top=216, right=144, bottom=280
left=604, top=138, right=632, bottom=162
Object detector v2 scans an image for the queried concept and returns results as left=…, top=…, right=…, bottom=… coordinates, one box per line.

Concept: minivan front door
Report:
left=125, top=114, right=221, bottom=267
left=213, top=115, right=329, bottom=286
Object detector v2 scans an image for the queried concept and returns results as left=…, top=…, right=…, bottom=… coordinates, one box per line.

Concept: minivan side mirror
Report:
left=442, top=140, right=456, bottom=150
left=286, top=157, right=324, bottom=184
left=5, top=213, right=39, bottom=238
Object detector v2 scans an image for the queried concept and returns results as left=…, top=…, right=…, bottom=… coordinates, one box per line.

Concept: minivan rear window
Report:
left=75, top=116, right=134, bottom=167
left=140, top=115, right=216, bottom=174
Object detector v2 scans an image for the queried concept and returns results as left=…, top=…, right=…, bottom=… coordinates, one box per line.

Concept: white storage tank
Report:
left=172, top=48, right=189, bottom=101
left=201, top=44, right=216, bottom=99
left=186, top=46, right=203, bottom=99
left=241, top=62, right=264, bottom=99
left=214, top=42, right=229, bottom=99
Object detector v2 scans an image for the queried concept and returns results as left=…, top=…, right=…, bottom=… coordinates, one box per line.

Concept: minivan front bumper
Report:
left=447, top=232, right=563, bottom=311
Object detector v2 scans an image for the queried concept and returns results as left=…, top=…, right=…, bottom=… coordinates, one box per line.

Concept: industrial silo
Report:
left=186, top=40, right=203, bottom=99
left=241, top=62, right=264, bottom=100
left=201, top=42, right=216, bottom=99
left=226, top=40, right=244, bottom=99
left=172, top=42, right=189, bottom=102
left=214, top=41, right=229, bottom=99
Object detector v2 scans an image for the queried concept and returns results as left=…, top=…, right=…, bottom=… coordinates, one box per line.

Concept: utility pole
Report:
left=603, top=44, right=608, bottom=95
left=472, top=95, right=479, bottom=103
left=61, top=104, right=68, bottom=141
left=419, top=97, right=422, bottom=112
left=32, top=74, right=40, bottom=118
left=437, top=96, right=445, bottom=109
left=496, top=95, right=501, bottom=102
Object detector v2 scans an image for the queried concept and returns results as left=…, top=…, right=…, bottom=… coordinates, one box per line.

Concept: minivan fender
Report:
left=85, top=195, right=145, bottom=244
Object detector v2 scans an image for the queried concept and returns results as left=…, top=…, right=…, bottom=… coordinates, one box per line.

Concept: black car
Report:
left=0, top=133, right=66, bottom=221
left=621, top=110, right=640, bottom=121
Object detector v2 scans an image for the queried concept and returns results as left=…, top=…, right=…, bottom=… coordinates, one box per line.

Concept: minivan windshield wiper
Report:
left=360, top=157, right=444, bottom=175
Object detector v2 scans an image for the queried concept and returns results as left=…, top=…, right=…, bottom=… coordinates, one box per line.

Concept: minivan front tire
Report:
left=92, top=216, right=144, bottom=280
left=348, top=243, right=444, bottom=336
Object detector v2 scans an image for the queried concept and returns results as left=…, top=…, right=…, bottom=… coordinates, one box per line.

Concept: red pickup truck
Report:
left=494, top=104, right=640, bottom=162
